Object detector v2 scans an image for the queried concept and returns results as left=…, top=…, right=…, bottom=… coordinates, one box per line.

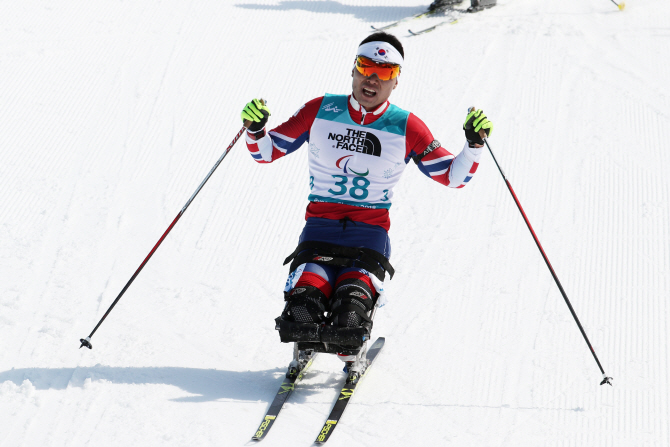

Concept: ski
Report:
left=252, top=353, right=317, bottom=441
left=408, top=4, right=495, bottom=36
left=314, top=337, right=385, bottom=444
left=370, top=11, right=434, bottom=32
left=370, top=6, right=450, bottom=31
left=409, top=17, right=459, bottom=35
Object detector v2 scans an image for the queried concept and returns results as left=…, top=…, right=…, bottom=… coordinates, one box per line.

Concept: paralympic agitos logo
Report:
left=336, top=155, right=368, bottom=176
left=328, top=128, right=382, bottom=157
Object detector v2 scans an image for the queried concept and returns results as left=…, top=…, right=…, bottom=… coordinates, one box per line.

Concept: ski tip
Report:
left=369, top=337, right=385, bottom=351
left=252, top=415, right=276, bottom=441
left=370, top=336, right=385, bottom=345
left=315, top=420, right=338, bottom=444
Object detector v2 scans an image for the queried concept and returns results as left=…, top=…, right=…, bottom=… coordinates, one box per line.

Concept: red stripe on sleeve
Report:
left=269, top=96, right=323, bottom=140
left=405, top=113, right=435, bottom=160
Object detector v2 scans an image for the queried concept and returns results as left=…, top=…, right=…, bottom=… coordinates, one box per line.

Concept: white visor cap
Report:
left=356, top=41, right=403, bottom=66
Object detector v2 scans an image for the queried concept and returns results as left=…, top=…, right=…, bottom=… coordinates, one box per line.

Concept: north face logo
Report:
left=328, top=128, right=382, bottom=157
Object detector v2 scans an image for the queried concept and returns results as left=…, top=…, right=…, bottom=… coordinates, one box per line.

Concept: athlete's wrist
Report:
left=247, top=127, right=267, bottom=140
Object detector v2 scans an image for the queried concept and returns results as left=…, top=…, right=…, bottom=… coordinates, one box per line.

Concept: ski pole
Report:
left=610, top=0, right=625, bottom=11
left=79, top=101, right=264, bottom=350
left=473, top=109, right=613, bottom=386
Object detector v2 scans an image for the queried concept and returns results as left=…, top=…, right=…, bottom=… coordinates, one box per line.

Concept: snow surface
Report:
left=1, top=0, right=669, bottom=445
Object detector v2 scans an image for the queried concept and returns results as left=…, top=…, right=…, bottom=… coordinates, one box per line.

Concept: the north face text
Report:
left=328, top=128, right=382, bottom=157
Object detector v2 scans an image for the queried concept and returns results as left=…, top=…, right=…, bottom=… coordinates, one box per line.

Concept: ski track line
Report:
left=589, top=151, right=667, bottom=442
left=25, top=23, right=184, bottom=364
left=133, top=10, right=193, bottom=176
left=6, top=36, right=118, bottom=358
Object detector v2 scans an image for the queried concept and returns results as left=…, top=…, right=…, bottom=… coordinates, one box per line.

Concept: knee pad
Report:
left=329, top=277, right=375, bottom=328
left=284, top=285, right=329, bottom=323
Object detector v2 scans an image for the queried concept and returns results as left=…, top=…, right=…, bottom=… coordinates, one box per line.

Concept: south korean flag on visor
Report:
left=357, top=41, right=404, bottom=66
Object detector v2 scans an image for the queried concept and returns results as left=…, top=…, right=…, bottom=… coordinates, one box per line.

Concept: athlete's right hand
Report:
left=463, top=108, right=493, bottom=146
left=241, top=99, right=270, bottom=132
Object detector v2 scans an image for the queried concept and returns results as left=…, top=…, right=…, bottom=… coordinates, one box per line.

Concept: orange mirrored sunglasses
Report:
left=355, top=55, right=401, bottom=81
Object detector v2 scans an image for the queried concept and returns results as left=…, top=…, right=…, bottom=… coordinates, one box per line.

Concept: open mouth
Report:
left=362, top=87, right=377, bottom=98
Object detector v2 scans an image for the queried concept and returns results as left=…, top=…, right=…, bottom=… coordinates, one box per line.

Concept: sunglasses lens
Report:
left=356, top=56, right=400, bottom=81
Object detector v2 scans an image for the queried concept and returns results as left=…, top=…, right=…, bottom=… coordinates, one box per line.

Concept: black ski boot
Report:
left=283, top=285, right=329, bottom=324
left=468, top=0, right=496, bottom=13
left=429, top=0, right=463, bottom=12
left=275, top=286, right=328, bottom=344
left=320, top=277, right=375, bottom=351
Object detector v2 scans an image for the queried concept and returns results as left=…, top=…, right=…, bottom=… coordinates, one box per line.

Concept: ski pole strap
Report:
left=411, top=139, right=441, bottom=165
left=283, top=241, right=395, bottom=281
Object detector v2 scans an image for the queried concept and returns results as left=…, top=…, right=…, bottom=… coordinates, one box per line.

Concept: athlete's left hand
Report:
left=241, top=98, right=270, bottom=132
left=463, top=108, right=493, bottom=146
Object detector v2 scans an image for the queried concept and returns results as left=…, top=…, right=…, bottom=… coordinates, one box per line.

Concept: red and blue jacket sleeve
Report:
left=404, top=113, right=483, bottom=188
left=245, top=97, right=323, bottom=163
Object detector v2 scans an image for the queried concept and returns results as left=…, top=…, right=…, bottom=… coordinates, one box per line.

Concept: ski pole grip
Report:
left=467, top=106, right=488, bottom=141
left=243, top=98, right=267, bottom=129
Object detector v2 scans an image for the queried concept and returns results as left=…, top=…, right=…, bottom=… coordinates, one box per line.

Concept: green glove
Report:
left=241, top=99, right=270, bottom=132
left=463, top=108, right=493, bottom=146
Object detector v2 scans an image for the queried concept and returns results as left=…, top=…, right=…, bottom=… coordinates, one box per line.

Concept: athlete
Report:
left=241, top=32, right=492, bottom=373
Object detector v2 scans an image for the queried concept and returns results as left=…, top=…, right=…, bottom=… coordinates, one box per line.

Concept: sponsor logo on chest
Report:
left=328, top=128, right=382, bottom=157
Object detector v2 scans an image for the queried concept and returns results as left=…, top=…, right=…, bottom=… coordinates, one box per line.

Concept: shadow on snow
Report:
left=234, top=1, right=424, bottom=22
left=0, top=365, right=343, bottom=403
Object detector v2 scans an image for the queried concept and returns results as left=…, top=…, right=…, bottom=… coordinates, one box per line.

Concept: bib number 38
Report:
left=328, top=175, right=370, bottom=200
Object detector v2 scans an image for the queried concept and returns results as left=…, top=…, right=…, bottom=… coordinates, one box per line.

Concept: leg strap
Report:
left=283, top=241, right=394, bottom=282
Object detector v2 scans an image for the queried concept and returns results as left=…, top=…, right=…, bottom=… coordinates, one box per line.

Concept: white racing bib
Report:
left=307, top=94, right=410, bottom=209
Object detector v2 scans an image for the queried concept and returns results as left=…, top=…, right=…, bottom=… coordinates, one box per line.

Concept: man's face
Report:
left=352, top=67, right=398, bottom=111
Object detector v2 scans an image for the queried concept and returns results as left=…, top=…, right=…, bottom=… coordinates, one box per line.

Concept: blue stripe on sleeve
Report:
left=270, top=131, right=309, bottom=154
left=286, top=131, right=309, bottom=155
left=422, top=159, right=453, bottom=175
left=415, top=161, right=433, bottom=179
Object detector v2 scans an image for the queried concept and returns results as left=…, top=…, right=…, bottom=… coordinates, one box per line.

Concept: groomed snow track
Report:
left=1, top=1, right=669, bottom=446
